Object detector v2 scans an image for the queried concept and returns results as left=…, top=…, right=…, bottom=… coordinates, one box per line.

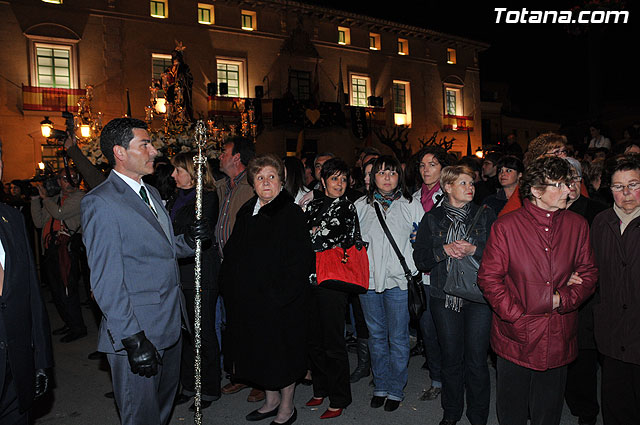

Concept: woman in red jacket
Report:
left=477, top=156, right=598, bottom=425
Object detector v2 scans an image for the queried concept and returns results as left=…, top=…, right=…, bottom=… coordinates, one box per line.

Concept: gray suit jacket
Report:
left=81, top=171, right=192, bottom=354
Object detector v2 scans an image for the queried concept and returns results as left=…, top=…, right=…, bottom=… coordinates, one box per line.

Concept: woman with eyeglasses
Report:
left=354, top=155, right=424, bottom=412
left=591, top=154, right=640, bottom=425
left=477, top=156, right=598, bottom=425
left=501, top=133, right=568, bottom=217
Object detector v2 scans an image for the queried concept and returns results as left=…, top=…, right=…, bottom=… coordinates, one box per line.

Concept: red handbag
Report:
left=315, top=244, right=369, bottom=294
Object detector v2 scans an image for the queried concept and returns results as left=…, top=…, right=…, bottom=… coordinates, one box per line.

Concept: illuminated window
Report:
left=42, top=0, right=62, bottom=4
left=447, top=48, right=457, bottom=64
left=152, top=53, right=172, bottom=80
left=338, top=27, right=351, bottom=45
left=369, top=33, right=380, bottom=50
left=198, top=4, right=214, bottom=25
left=34, top=44, right=72, bottom=88
left=150, top=0, right=167, bottom=18
left=351, top=75, right=370, bottom=107
left=289, top=70, right=311, bottom=101
left=393, top=81, right=411, bottom=126
left=445, top=86, right=463, bottom=116
left=397, top=38, right=409, bottom=55
left=217, top=59, right=246, bottom=97
left=241, top=10, right=257, bottom=31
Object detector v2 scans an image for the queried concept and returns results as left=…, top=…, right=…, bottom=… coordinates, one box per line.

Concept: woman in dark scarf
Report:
left=413, top=165, right=496, bottom=425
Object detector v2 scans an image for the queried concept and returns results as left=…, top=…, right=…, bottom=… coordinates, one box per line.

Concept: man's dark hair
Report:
left=225, top=136, right=256, bottom=167
left=483, top=151, right=503, bottom=166
left=100, top=118, right=148, bottom=164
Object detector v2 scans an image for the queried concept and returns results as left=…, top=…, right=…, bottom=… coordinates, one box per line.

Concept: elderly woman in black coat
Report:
left=168, top=152, right=221, bottom=410
left=221, top=153, right=313, bottom=425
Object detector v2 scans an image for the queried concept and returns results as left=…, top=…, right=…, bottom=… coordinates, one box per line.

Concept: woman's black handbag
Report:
left=443, top=205, right=487, bottom=304
left=374, top=204, right=426, bottom=323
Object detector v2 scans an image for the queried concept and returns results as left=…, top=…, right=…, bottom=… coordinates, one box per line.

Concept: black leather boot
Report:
left=350, top=338, right=371, bottom=383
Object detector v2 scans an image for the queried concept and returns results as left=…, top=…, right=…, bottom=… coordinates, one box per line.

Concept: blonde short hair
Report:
left=440, top=165, right=475, bottom=189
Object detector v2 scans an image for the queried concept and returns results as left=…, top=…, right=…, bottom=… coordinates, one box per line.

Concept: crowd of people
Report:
left=1, top=120, right=639, bottom=425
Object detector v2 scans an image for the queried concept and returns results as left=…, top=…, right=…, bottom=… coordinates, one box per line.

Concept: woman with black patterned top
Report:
left=304, top=158, right=358, bottom=419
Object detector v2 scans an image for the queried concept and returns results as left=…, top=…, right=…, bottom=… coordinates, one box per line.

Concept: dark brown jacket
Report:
left=592, top=208, right=640, bottom=365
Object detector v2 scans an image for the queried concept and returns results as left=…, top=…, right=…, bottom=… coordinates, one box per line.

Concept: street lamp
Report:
left=40, top=116, right=54, bottom=138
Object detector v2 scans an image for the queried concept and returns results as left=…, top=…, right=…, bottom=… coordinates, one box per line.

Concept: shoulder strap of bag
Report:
left=374, top=203, right=412, bottom=278
left=463, top=204, right=487, bottom=240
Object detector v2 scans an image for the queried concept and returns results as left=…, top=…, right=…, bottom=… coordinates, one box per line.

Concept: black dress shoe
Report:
left=370, top=395, right=386, bottom=408
left=270, top=408, right=296, bottom=425
left=246, top=406, right=279, bottom=421
left=174, top=393, right=192, bottom=405
left=438, top=420, right=457, bottom=425
left=384, top=399, right=400, bottom=412
left=60, top=330, right=87, bottom=343
left=87, top=351, right=104, bottom=360
left=188, top=398, right=216, bottom=411
left=52, top=325, right=70, bottom=335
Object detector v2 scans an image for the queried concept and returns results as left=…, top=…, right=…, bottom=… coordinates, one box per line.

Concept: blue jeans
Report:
left=359, top=287, right=410, bottom=401
left=419, top=286, right=442, bottom=386
left=430, top=296, right=491, bottom=424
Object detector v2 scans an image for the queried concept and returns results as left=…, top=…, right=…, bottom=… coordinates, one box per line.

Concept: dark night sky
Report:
left=310, top=0, right=639, bottom=126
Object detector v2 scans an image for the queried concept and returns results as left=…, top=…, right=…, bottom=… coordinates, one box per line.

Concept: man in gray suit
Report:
left=81, top=118, right=208, bottom=425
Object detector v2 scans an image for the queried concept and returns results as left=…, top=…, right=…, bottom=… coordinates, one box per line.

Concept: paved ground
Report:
left=32, top=301, right=601, bottom=425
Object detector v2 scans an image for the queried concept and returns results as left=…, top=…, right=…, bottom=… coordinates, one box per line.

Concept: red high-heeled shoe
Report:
left=305, top=397, right=324, bottom=407
left=320, top=408, right=343, bottom=419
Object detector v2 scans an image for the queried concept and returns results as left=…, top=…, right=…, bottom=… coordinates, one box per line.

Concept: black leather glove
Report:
left=121, top=331, right=162, bottom=378
left=34, top=369, right=49, bottom=399
left=184, top=218, right=211, bottom=249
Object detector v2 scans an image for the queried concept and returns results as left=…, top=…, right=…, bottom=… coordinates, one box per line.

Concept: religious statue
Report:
left=162, top=42, right=194, bottom=122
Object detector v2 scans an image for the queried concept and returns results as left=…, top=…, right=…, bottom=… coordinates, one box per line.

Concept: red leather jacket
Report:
left=477, top=199, right=598, bottom=371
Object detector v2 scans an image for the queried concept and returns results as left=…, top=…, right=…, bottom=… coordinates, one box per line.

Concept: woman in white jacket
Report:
left=355, top=155, right=424, bottom=412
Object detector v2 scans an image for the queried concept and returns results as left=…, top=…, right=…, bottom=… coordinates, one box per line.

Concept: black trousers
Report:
left=601, top=355, right=640, bottom=425
left=43, top=243, right=86, bottom=334
left=180, top=288, right=221, bottom=400
left=308, top=286, right=352, bottom=408
left=565, top=348, right=600, bottom=421
left=496, top=356, right=567, bottom=425
left=0, top=362, right=28, bottom=425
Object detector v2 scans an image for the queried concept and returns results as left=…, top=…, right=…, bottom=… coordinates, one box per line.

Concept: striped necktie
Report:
left=139, top=186, right=158, bottom=218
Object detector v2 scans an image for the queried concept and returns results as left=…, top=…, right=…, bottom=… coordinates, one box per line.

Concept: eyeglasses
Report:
left=610, top=182, right=640, bottom=192
left=540, top=182, right=575, bottom=189
left=571, top=176, right=583, bottom=182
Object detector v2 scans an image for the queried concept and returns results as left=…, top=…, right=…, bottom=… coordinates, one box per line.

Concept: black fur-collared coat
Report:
left=220, top=190, right=314, bottom=389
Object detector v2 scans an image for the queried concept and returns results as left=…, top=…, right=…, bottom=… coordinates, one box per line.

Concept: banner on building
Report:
left=443, top=114, right=474, bottom=131
left=22, top=85, right=86, bottom=112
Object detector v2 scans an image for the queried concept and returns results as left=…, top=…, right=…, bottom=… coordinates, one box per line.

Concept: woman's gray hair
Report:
left=565, top=157, right=582, bottom=178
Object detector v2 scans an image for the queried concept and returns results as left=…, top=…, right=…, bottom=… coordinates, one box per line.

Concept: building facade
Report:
left=0, top=0, right=487, bottom=181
